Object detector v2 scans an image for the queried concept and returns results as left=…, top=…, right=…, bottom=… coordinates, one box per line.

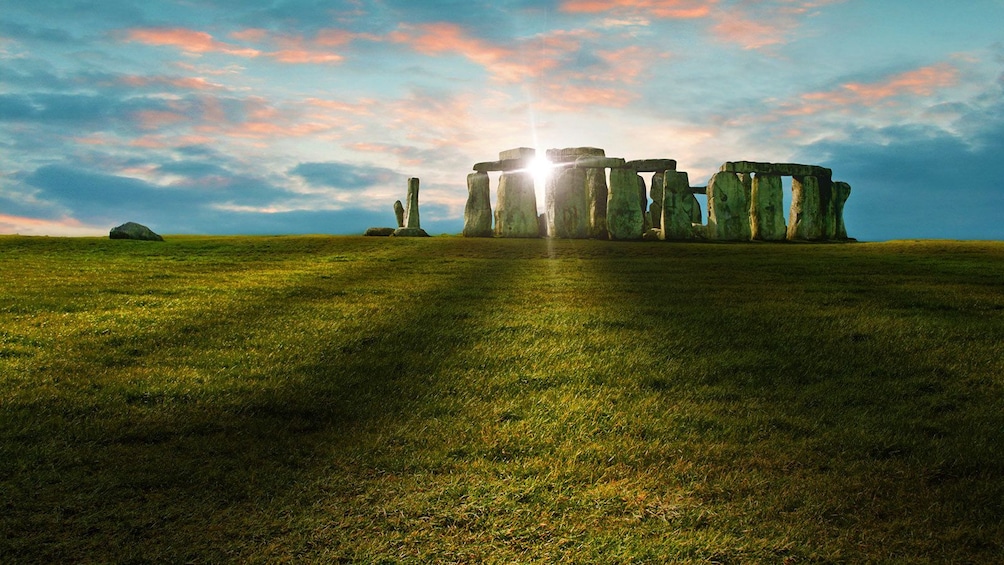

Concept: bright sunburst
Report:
left=528, top=156, right=554, bottom=187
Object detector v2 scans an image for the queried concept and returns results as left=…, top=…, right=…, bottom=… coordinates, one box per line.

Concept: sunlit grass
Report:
left=1, top=235, right=1002, bottom=562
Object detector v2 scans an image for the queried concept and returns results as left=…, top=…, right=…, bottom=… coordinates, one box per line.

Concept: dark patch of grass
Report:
left=1, top=235, right=1003, bottom=562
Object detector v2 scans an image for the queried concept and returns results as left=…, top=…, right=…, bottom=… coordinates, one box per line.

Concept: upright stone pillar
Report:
left=650, top=172, right=665, bottom=230
left=637, top=174, right=650, bottom=232
left=463, top=172, right=492, bottom=237
left=495, top=171, right=539, bottom=238
left=393, top=200, right=405, bottom=228
left=404, top=177, right=420, bottom=229
left=545, top=166, right=589, bottom=238
left=787, top=175, right=823, bottom=240
left=828, top=181, right=851, bottom=240
left=586, top=168, right=608, bottom=239
left=707, top=172, right=751, bottom=241
left=607, top=168, right=645, bottom=240
left=660, top=171, right=694, bottom=240
left=750, top=174, right=786, bottom=241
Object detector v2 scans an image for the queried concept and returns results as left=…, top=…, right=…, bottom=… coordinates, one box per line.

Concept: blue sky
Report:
left=2, top=0, right=1003, bottom=240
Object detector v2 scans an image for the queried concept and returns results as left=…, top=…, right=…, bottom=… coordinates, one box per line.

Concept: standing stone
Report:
left=687, top=192, right=702, bottom=225
left=463, top=172, right=492, bottom=237
left=393, top=200, right=405, bottom=228
left=404, top=178, right=421, bottom=229
left=650, top=172, right=665, bottom=230
left=660, top=171, right=694, bottom=240
left=607, top=168, right=645, bottom=240
left=495, top=171, right=539, bottom=238
left=585, top=168, right=609, bottom=239
left=707, top=172, right=751, bottom=241
left=828, top=181, right=852, bottom=239
left=545, top=166, right=589, bottom=238
left=740, top=173, right=753, bottom=208
left=750, top=174, right=786, bottom=241
left=538, top=213, right=548, bottom=237
left=637, top=174, right=651, bottom=232
left=787, top=175, right=823, bottom=240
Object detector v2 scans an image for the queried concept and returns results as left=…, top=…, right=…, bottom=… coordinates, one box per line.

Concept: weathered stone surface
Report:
left=660, top=171, right=695, bottom=240
left=625, top=159, right=677, bottom=172
left=638, top=174, right=651, bottom=232
left=750, top=174, right=786, bottom=241
left=365, top=227, right=395, bottom=236
left=546, top=147, right=605, bottom=163
left=707, top=172, right=751, bottom=241
left=573, top=157, right=627, bottom=169
left=545, top=166, right=589, bottom=238
left=827, top=181, right=852, bottom=240
left=391, top=227, right=429, bottom=237
left=495, top=171, right=539, bottom=238
left=688, top=193, right=702, bottom=224
left=649, top=172, right=665, bottom=229
left=499, top=147, right=535, bottom=161
left=538, top=213, right=548, bottom=237
left=463, top=172, right=493, bottom=237
left=404, top=178, right=421, bottom=229
left=474, top=158, right=533, bottom=172
left=109, top=222, right=163, bottom=241
left=393, top=200, right=405, bottom=228
left=607, top=168, right=644, bottom=240
left=585, top=167, right=608, bottom=239
left=787, top=175, right=824, bottom=240
left=642, top=228, right=661, bottom=241
left=720, top=161, right=832, bottom=179
left=740, top=173, right=753, bottom=206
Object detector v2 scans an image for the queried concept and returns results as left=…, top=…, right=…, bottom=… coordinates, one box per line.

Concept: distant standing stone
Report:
left=394, top=200, right=405, bottom=228
left=607, top=168, right=644, bottom=240
left=463, top=172, right=493, bottom=237
left=787, top=175, right=823, bottom=240
left=750, top=174, right=786, bottom=241
left=707, top=172, right=751, bottom=241
left=495, top=171, right=539, bottom=238
left=660, top=171, right=695, bottom=240
left=650, top=172, right=665, bottom=230
left=109, top=222, right=163, bottom=241
left=404, top=178, right=421, bottom=229
left=828, top=181, right=852, bottom=240
left=545, top=166, right=589, bottom=238
left=585, top=168, right=609, bottom=239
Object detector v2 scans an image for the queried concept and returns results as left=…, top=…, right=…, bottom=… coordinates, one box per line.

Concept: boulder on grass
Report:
left=109, top=222, right=163, bottom=241
left=365, top=227, right=396, bottom=236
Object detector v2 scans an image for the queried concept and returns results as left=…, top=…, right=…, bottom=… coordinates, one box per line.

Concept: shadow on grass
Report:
left=1, top=238, right=521, bottom=562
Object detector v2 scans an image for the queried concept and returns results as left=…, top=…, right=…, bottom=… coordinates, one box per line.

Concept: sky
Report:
left=2, top=0, right=1003, bottom=241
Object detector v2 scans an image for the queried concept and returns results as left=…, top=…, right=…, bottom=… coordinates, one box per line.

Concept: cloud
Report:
left=290, top=161, right=404, bottom=191
left=779, top=63, right=961, bottom=116
left=560, top=0, right=716, bottom=19
left=796, top=90, right=1004, bottom=241
left=126, top=28, right=261, bottom=57
left=709, top=0, right=848, bottom=51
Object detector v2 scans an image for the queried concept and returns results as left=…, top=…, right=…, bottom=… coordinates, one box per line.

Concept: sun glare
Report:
left=528, top=156, right=554, bottom=187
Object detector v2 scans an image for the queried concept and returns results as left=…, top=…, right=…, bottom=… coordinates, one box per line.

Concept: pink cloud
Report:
left=710, top=1, right=849, bottom=50
left=0, top=214, right=102, bottom=237
left=120, top=75, right=224, bottom=91
left=126, top=28, right=260, bottom=57
left=560, top=0, right=716, bottom=18
left=782, top=63, right=960, bottom=115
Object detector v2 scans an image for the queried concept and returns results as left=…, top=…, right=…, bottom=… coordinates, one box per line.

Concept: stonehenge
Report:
left=461, top=149, right=852, bottom=242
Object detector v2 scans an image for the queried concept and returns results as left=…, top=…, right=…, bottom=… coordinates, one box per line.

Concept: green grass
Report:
left=1, top=235, right=1002, bottom=563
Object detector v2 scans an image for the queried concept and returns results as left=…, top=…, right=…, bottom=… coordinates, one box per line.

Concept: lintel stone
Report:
left=625, top=159, right=677, bottom=172
left=720, top=161, right=832, bottom=179
left=474, top=158, right=532, bottom=172
left=573, top=156, right=627, bottom=169
left=546, top=147, right=605, bottom=163
left=499, top=147, right=536, bottom=161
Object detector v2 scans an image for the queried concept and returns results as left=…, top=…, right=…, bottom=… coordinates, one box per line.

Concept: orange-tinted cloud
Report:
left=126, top=28, right=260, bottom=57
left=120, top=75, right=224, bottom=91
left=782, top=63, right=960, bottom=115
left=561, top=0, right=715, bottom=18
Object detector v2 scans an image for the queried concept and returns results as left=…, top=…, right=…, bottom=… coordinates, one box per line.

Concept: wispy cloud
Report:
left=126, top=28, right=261, bottom=57
left=780, top=63, right=961, bottom=116
left=560, top=0, right=716, bottom=19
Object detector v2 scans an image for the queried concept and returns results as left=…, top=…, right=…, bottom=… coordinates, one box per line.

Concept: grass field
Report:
left=1, top=235, right=1002, bottom=563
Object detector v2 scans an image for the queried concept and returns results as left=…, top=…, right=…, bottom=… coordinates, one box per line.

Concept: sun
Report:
left=528, top=156, right=554, bottom=187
